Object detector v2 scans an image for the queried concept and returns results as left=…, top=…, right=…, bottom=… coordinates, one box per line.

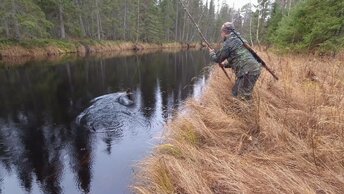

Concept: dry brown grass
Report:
left=133, top=51, right=344, bottom=194
left=0, top=41, right=200, bottom=63
left=0, top=42, right=201, bottom=65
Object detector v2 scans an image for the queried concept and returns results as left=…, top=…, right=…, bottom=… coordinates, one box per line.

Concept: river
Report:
left=0, top=50, right=210, bottom=194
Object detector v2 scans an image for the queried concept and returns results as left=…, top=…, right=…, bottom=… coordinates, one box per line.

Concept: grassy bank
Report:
left=0, top=39, right=203, bottom=58
left=0, top=48, right=191, bottom=67
left=134, top=52, right=344, bottom=193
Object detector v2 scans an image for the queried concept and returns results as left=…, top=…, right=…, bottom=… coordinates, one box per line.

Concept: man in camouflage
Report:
left=209, top=22, right=261, bottom=100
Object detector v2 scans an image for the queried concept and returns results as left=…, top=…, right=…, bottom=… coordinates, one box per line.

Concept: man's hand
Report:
left=221, top=60, right=228, bottom=66
left=208, top=47, right=215, bottom=53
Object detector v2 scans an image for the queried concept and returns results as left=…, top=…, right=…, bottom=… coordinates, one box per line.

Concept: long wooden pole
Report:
left=178, top=0, right=279, bottom=81
left=177, top=0, right=231, bottom=81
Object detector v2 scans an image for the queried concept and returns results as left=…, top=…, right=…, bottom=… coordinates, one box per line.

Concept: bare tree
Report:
left=75, top=0, right=86, bottom=37
left=123, top=0, right=128, bottom=40
left=95, top=0, right=101, bottom=40
left=256, top=8, right=261, bottom=48
left=11, top=0, right=20, bottom=40
left=175, top=0, right=179, bottom=41
left=58, top=0, right=66, bottom=39
left=288, top=0, right=293, bottom=16
left=136, top=0, right=140, bottom=42
left=249, top=10, right=254, bottom=46
left=4, top=20, right=10, bottom=38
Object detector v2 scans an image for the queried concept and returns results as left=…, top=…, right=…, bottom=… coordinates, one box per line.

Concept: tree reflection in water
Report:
left=0, top=50, right=210, bottom=194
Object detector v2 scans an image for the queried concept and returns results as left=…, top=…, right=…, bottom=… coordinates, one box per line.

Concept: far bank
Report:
left=0, top=39, right=205, bottom=59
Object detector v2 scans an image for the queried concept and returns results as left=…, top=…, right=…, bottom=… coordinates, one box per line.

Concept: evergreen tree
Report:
left=273, top=0, right=344, bottom=53
left=0, top=0, right=342, bottom=53
left=34, top=0, right=78, bottom=39
left=0, top=0, right=52, bottom=40
left=266, top=2, right=283, bottom=45
left=159, top=0, right=175, bottom=41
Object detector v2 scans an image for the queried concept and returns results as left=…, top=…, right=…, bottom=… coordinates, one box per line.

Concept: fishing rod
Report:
left=178, top=0, right=279, bottom=81
left=177, top=0, right=231, bottom=81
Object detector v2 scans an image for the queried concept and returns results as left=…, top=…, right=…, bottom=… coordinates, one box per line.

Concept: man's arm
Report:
left=209, top=43, right=230, bottom=64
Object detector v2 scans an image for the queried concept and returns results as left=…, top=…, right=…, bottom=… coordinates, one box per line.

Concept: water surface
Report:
left=0, top=50, right=210, bottom=194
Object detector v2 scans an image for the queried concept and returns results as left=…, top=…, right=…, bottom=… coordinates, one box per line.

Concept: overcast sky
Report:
left=213, top=0, right=258, bottom=9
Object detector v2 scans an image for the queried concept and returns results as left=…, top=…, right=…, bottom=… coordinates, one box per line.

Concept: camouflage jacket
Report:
left=209, top=33, right=261, bottom=77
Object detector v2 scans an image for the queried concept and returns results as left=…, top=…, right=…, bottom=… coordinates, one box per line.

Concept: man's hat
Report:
left=221, top=22, right=235, bottom=34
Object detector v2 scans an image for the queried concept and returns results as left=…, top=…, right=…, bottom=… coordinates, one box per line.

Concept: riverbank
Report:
left=0, top=47, right=198, bottom=66
left=0, top=39, right=203, bottom=59
left=134, top=52, right=344, bottom=193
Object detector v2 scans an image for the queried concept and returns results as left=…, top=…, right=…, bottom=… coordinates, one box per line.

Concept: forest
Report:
left=0, top=1, right=343, bottom=194
left=0, top=0, right=343, bottom=53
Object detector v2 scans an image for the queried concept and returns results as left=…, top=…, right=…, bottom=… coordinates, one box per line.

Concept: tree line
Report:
left=0, top=0, right=222, bottom=42
left=0, top=0, right=343, bottom=52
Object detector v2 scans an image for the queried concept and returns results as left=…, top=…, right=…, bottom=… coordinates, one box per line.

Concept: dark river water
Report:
left=0, top=50, right=210, bottom=194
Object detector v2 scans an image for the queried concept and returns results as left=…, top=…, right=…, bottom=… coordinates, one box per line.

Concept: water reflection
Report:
left=0, top=50, right=210, bottom=194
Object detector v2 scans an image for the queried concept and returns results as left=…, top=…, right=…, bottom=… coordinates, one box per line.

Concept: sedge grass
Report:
left=134, top=51, right=344, bottom=194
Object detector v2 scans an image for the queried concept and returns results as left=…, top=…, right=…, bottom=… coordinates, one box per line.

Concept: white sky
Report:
left=213, top=0, right=258, bottom=9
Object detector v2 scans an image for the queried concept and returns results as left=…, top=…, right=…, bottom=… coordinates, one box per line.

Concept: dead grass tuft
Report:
left=134, top=51, right=344, bottom=194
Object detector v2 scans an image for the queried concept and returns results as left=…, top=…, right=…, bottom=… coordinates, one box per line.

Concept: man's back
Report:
left=209, top=22, right=262, bottom=100
left=223, top=34, right=261, bottom=77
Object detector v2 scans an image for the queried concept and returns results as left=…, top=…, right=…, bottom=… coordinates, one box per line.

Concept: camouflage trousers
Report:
left=232, top=72, right=260, bottom=101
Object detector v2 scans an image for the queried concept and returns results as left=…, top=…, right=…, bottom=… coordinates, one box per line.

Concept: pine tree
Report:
left=143, top=0, right=163, bottom=43
left=0, top=0, right=52, bottom=40
left=273, top=0, right=344, bottom=53
left=0, top=0, right=341, bottom=54
left=34, top=0, right=78, bottom=39
left=160, top=0, right=176, bottom=41
left=266, top=2, right=283, bottom=45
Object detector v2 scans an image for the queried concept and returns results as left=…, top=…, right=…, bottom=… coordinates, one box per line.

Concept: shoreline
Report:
left=134, top=51, right=344, bottom=193
left=0, top=40, right=205, bottom=65
left=0, top=40, right=203, bottom=57
left=0, top=47, right=202, bottom=66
